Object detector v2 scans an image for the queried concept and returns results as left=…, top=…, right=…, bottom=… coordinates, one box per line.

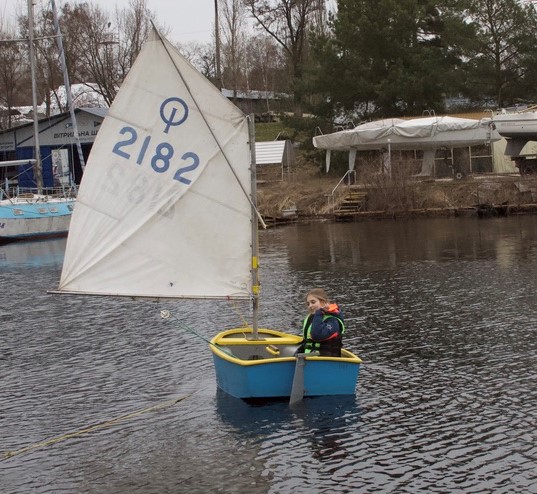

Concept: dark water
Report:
left=1, top=217, right=536, bottom=493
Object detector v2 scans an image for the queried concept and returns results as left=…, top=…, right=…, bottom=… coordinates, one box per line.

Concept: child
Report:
left=301, top=288, right=345, bottom=357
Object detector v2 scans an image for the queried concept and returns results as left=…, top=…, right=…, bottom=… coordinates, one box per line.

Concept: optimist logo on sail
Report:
left=160, top=97, right=189, bottom=133
left=111, top=97, right=200, bottom=185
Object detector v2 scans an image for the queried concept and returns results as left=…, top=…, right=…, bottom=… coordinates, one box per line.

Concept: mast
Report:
left=50, top=0, right=86, bottom=172
left=27, top=0, right=43, bottom=193
left=214, top=0, right=222, bottom=90
left=248, top=115, right=260, bottom=340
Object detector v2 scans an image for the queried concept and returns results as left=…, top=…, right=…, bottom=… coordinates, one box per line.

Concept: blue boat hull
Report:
left=210, top=328, right=362, bottom=399
left=0, top=197, right=74, bottom=242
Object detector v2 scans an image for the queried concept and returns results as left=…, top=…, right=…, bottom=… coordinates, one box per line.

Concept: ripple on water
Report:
left=2, top=221, right=537, bottom=493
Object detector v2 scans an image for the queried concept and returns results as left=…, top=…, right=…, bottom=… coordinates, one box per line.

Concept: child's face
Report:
left=306, top=295, right=324, bottom=314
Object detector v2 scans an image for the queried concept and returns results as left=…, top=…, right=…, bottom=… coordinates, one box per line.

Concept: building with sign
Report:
left=0, top=108, right=106, bottom=189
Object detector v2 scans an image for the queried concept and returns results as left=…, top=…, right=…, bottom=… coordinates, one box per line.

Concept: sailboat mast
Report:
left=214, top=0, right=222, bottom=90
left=50, top=0, right=86, bottom=172
left=27, top=0, right=43, bottom=193
left=248, top=116, right=260, bottom=340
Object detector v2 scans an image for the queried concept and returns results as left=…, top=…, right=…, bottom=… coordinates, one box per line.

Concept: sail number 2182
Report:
left=112, top=126, right=199, bottom=185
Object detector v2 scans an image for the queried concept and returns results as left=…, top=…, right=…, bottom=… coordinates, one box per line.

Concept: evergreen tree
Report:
left=310, top=0, right=472, bottom=119
left=462, top=0, right=537, bottom=107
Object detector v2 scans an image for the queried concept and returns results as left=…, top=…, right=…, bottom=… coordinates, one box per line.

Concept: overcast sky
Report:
left=1, top=0, right=216, bottom=45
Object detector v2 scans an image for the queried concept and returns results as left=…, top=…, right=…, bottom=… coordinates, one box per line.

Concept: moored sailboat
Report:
left=0, top=186, right=74, bottom=242
left=0, top=0, right=76, bottom=243
left=55, top=27, right=362, bottom=401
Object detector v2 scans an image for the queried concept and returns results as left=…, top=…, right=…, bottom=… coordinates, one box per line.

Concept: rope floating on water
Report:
left=3, top=395, right=190, bottom=460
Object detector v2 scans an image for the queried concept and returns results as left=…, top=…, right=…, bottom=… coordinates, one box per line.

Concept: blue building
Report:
left=0, top=108, right=106, bottom=189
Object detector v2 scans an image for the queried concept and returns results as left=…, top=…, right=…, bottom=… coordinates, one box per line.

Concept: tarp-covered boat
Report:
left=313, top=116, right=500, bottom=151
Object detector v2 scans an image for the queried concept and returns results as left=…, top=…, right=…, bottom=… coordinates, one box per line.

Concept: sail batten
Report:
left=58, top=28, right=253, bottom=300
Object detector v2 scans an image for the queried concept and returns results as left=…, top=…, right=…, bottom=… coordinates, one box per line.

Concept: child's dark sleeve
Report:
left=310, top=310, right=341, bottom=341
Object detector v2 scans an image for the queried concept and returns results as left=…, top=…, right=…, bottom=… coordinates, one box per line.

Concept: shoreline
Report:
left=258, top=173, right=537, bottom=225
left=262, top=201, right=537, bottom=227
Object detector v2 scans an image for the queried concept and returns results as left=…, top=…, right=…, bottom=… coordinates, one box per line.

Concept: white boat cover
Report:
left=313, top=116, right=500, bottom=151
left=58, top=29, right=253, bottom=299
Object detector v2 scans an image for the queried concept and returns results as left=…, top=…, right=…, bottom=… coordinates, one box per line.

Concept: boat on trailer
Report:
left=492, top=106, right=537, bottom=140
left=313, top=115, right=501, bottom=151
left=54, top=27, right=362, bottom=402
left=491, top=106, right=537, bottom=174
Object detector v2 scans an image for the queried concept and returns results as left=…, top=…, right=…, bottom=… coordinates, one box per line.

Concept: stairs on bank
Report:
left=333, top=189, right=368, bottom=220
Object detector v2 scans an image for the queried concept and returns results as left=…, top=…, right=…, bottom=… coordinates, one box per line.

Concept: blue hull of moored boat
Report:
left=0, top=198, right=74, bottom=242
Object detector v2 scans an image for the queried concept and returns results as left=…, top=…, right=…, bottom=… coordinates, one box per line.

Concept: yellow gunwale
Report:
left=209, top=328, right=363, bottom=366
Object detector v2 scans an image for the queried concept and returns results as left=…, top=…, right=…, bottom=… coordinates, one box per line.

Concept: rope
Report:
left=226, top=298, right=252, bottom=329
left=158, top=309, right=236, bottom=355
left=3, top=394, right=189, bottom=460
left=159, top=309, right=215, bottom=344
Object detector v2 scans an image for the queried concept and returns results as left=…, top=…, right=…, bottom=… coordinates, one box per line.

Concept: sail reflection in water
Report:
left=1, top=216, right=536, bottom=493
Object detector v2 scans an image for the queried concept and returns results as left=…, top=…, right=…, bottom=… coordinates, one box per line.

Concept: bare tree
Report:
left=57, top=0, right=153, bottom=106
left=178, top=40, right=216, bottom=79
left=114, top=0, right=153, bottom=80
left=58, top=3, right=95, bottom=85
left=0, top=23, right=26, bottom=128
left=33, top=7, right=65, bottom=116
left=243, top=0, right=325, bottom=116
left=220, top=0, right=247, bottom=95
left=56, top=3, right=116, bottom=105
left=244, top=34, right=285, bottom=103
left=11, top=3, right=61, bottom=117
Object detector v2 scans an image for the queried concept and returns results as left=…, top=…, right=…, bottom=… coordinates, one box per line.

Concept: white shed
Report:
left=255, top=140, right=295, bottom=181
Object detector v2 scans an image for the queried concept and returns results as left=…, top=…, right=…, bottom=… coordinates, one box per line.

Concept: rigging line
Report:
left=158, top=309, right=234, bottom=356
left=2, top=395, right=190, bottom=460
left=227, top=297, right=252, bottom=329
left=159, top=309, right=215, bottom=346
left=151, top=24, right=267, bottom=230
left=159, top=309, right=212, bottom=343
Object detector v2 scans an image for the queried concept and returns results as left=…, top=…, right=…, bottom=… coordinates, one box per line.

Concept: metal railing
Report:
left=1, top=184, right=77, bottom=201
left=326, top=169, right=356, bottom=210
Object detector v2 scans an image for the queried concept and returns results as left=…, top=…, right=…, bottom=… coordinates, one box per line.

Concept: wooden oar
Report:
left=289, top=353, right=306, bottom=405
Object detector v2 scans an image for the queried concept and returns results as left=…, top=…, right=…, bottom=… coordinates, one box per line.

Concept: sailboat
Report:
left=55, top=27, right=362, bottom=401
left=0, top=186, right=75, bottom=242
left=492, top=106, right=537, bottom=140
left=0, top=0, right=76, bottom=243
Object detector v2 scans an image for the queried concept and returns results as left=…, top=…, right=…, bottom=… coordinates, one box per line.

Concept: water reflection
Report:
left=216, top=391, right=363, bottom=490
left=0, top=238, right=66, bottom=268
left=216, top=392, right=360, bottom=440
left=266, top=216, right=537, bottom=271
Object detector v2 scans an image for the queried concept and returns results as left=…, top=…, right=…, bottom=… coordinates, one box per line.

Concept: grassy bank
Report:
left=257, top=168, right=537, bottom=220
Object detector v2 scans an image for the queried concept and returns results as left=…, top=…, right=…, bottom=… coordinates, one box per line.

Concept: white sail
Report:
left=58, top=29, right=253, bottom=299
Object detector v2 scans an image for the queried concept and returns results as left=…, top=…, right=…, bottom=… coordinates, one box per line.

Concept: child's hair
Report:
left=306, top=288, right=329, bottom=303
